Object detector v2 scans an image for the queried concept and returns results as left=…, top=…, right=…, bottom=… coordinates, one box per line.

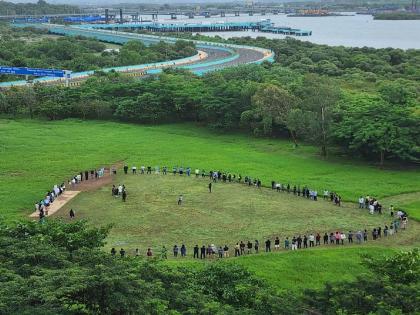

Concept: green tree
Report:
left=292, top=74, right=341, bottom=157
left=333, top=93, right=419, bottom=165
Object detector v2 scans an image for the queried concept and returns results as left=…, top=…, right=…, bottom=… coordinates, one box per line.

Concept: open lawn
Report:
left=54, top=174, right=417, bottom=251
left=1, top=119, right=419, bottom=221
left=166, top=246, right=398, bottom=292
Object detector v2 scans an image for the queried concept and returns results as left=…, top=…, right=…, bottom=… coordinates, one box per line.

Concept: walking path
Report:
left=29, top=190, right=81, bottom=218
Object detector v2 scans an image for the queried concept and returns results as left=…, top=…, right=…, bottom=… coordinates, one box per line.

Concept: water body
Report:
left=149, top=13, right=420, bottom=49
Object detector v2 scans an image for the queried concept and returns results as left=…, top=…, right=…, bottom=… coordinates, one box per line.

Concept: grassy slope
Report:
left=54, top=174, right=406, bottom=250
left=167, top=246, right=398, bottom=292
left=1, top=119, right=419, bottom=220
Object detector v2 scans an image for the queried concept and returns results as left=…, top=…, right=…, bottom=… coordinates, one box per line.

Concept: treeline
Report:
left=1, top=64, right=418, bottom=165
left=0, top=0, right=80, bottom=15
left=0, top=28, right=196, bottom=81
left=0, top=219, right=418, bottom=314
left=158, top=34, right=420, bottom=82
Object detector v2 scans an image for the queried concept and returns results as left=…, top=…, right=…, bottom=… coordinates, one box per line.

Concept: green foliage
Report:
left=0, top=25, right=196, bottom=82
left=0, top=219, right=300, bottom=314
left=334, top=92, right=420, bottom=164
left=306, top=249, right=420, bottom=314
left=0, top=0, right=80, bottom=15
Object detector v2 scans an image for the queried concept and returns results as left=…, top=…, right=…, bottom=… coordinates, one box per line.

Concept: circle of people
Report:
left=108, top=164, right=409, bottom=258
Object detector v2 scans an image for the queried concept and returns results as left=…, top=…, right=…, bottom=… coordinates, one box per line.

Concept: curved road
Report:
left=0, top=24, right=274, bottom=88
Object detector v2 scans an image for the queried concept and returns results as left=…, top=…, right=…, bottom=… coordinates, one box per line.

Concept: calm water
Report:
left=149, top=13, right=420, bottom=49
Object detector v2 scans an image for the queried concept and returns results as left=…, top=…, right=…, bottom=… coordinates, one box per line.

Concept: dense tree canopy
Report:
left=0, top=219, right=418, bottom=314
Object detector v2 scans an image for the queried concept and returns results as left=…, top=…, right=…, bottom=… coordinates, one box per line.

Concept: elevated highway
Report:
left=0, top=24, right=274, bottom=88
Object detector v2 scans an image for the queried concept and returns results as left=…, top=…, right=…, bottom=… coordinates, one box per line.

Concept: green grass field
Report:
left=1, top=118, right=418, bottom=292
left=54, top=174, right=412, bottom=251
left=166, top=246, right=398, bottom=292
left=1, top=119, right=419, bottom=221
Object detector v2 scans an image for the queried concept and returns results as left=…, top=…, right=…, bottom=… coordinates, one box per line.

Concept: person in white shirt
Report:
left=132, top=166, right=137, bottom=174
left=358, top=196, right=364, bottom=208
left=309, top=234, right=315, bottom=247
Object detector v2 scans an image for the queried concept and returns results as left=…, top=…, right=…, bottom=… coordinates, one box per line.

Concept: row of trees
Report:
left=1, top=64, right=418, bottom=165
left=0, top=219, right=418, bottom=314
left=0, top=0, right=80, bottom=16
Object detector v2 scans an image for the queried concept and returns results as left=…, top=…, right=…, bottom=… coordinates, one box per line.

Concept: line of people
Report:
left=35, top=182, right=66, bottom=220
left=110, top=216, right=409, bottom=259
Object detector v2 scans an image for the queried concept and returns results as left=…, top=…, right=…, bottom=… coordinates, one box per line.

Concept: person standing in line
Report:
left=200, top=245, right=206, bottom=259
left=111, top=248, right=116, bottom=256
left=193, top=245, right=199, bottom=258
left=240, top=241, right=245, bottom=255
left=265, top=239, right=271, bottom=252
left=315, top=233, right=321, bottom=246
left=291, top=237, right=297, bottom=250
left=218, top=246, right=224, bottom=258
left=284, top=237, right=290, bottom=249
left=123, top=165, right=128, bottom=174
left=223, top=245, right=229, bottom=257
left=234, top=243, right=240, bottom=257
left=132, top=165, right=137, bottom=174
left=173, top=245, right=179, bottom=257
left=348, top=231, right=353, bottom=243
left=309, top=234, right=315, bottom=247
left=120, top=248, right=126, bottom=257
left=254, top=240, right=259, bottom=253
left=147, top=248, right=153, bottom=257
left=247, top=240, right=252, bottom=254
left=274, top=237, right=280, bottom=251
left=181, top=244, right=186, bottom=257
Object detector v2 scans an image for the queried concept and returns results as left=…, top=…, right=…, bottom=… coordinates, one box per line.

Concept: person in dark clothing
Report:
left=247, top=241, right=252, bottom=254
left=111, top=248, right=116, bottom=256
left=297, top=186, right=301, bottom=196
left=120, top=248, right=125, bottom=257
left=303, top=235, right=308, bottom=248
left=271, top=181, right=275, bottom=190
left=240, top=241, right=245, bottom=255
left=123, top=165, right=128, bottom=174
left=208, top=182, right=212, bottom=193
left=297, top=235, right=302, bottom=249
left=180, top=244, right=186, bottom=257
left=323, top=233, right=329, bottom=244
left=293, top=185, right=297, bottom=195
left=69, top=208, right=75, bottom=219
left=173, top=245, right=179, bottom=257
left=85, top=171, right=89, bottom=181
left=348, top=231, right=353, bottom=243
left=200, top=245, right=206, bottom=259
left=265, top=239, right=271, bottom=252
left=193, top=245, right=199, bottom=258
left=287, top=184, right=290, bottom=193
left=122, top=190, right=127, bottom=202
left=254, top=240, right=259, bottom=253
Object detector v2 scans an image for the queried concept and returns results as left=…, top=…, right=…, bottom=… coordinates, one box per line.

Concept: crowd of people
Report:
left=110, top=212, right=409, bottom=259
left=358, top=195, right=384, bottom=214
left=35, top=182, right=67, bottom=220
left=112, top=184, right=127, bottom=202
left=34, top=168, right=106, bottom=220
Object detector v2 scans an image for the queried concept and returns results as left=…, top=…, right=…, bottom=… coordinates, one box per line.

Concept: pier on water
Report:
left=80, top=19, right=312, bottom=36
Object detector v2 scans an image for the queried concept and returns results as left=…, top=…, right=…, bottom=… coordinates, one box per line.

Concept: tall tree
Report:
left=292, top=74, right=341, bottom=157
